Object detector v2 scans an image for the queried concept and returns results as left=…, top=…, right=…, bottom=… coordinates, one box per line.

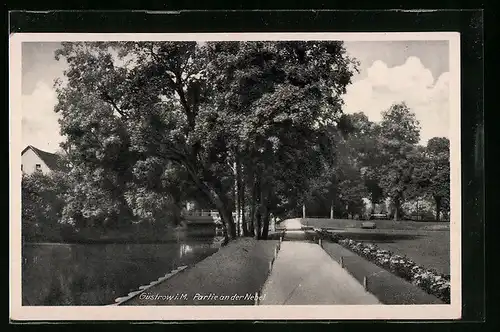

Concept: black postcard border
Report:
left=7, top=9, right=486, bottom=326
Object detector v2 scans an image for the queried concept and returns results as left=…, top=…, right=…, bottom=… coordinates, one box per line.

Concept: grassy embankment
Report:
left=122, top=237, right=279, bottom=305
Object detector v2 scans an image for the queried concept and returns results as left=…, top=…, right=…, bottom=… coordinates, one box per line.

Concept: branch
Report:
left=91, top=130, right=105, bottom=150
left=179, top=52, right=192, bottom=75
left=174, top=71, right=195, bottom=129
left=100, top=90, right=129, bottom=120
left=148, top=44, right=177, bottom=89
left=148, top=132, right=189, bottom=163
left=147, top=44, right=195, bottom=130
left=227, top=161, right=236, bottom=173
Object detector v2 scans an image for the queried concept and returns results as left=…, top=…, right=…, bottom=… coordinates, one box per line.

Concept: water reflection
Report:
left=179, top=243, right=193, bottom=256
left=22, top=237, right=221, bottom=306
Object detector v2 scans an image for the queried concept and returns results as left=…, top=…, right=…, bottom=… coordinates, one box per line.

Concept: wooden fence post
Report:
left=363, top=276, right=368, bottom=290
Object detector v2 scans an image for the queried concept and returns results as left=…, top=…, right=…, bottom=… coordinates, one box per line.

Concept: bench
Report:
left=361, top=221, right=377, bottom=229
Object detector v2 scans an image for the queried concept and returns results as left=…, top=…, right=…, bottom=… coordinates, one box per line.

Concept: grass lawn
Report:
left=302, top=218, right=450, bottom=275
left=301, top=218, right=450, bottom=231
left=321, top=241, right=444, bottom=304
left=340, top=231, right=450, bottom=275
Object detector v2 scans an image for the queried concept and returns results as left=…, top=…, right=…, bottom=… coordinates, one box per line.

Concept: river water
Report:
left=22, top=237, right=221, bottom=306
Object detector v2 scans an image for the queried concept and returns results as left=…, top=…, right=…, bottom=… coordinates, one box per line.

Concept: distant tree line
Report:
left=301, top=104, right=450, bottom=222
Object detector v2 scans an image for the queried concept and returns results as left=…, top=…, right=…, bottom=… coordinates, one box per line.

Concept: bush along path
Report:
left=316, top=229, right=450, bottom=303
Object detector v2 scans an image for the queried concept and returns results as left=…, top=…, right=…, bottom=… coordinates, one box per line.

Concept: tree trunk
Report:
left=393, top=196, right=401, bottom=221
left=248, top=171, right=256, bottom=237
left=233, top=161, right=240, bottom=237
left=212, top=194, right=236, bottom=240
left=240, top=180, right=249, bottom=236
left=261, top=210, right=270, bottom=239
left=248, top=197, right=255, bottom=237
left=260, top=187, right=270, bottom=240
left=253, top=177, right=261, bottom=240
left=220, top=219, right=229, bottom=241
left=236, top=154, right=248, bottom=236
left=179, top=159, right=236, bottom=241
left=222, top=209, right=236, bottom=239
left=434, top=196, right=442, bottom=222
left=254, top=209, right=261, bottom=240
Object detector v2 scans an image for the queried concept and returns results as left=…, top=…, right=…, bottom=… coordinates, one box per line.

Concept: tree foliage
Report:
left=25, top=41, right=453, bottom=245
left=304, top=103, right=450, bottom=222
left=53, top=41, right=358, bottom=241
left=375, top=102, right=421, bottom=220
left=411, top=137, right=450, bottom=220
left=22, top=171, right=69, bottom=241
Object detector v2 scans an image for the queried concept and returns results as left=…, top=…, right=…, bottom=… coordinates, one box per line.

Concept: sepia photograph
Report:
left=10, top=32, right=461, bottom=320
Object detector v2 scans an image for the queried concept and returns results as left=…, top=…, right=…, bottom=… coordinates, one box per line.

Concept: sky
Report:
left=21, top=40, right=450, bottom=153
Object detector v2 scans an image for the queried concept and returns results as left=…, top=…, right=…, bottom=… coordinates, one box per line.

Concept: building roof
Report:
left=21, top=145, right=65, bottom=171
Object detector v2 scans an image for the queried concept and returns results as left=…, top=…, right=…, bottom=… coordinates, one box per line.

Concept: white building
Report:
left=21, top=145, right=64, bottom=175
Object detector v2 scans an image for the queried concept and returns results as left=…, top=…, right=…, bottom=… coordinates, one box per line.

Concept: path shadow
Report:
left=332, top=232, right=422, bottom=243
left=265, top=231, right=318, bottom=243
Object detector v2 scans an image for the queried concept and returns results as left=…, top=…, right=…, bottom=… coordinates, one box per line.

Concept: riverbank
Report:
left=122, top=238, right=278, bottom=305
left=23, top=227, right=220, bottom=245
left=23, top=237, right=222, bottom=245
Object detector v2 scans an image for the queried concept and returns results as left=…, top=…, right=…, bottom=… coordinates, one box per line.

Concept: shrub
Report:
left=22, top=172, right=68, bottom=242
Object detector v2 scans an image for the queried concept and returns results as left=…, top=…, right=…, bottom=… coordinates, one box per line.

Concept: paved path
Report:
left=278, top=218, right=311, bottom=241
left=259, top=241, right=381, bottom=305
left=281, top=218, right=303, bottom=230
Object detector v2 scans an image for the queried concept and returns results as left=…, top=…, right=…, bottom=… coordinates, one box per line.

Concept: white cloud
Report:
left=342, top=56, right=449, bottom=144
left=22, top=81, right=63, bottom=152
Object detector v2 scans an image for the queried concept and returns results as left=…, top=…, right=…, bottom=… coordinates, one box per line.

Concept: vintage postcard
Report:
left=10, top=32, right=461, bottom=321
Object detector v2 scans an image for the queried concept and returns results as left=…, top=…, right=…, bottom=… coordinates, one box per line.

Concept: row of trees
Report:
left=22, top=41, right=450, bottom=243
left=302, top=104, right=450, bottom=222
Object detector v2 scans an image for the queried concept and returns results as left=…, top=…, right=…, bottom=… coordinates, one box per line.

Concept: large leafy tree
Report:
left=344, top=113, right=384, bottom=208
left=412, top=137, right=450, bottom=221
left=304, top=113, right=382, bottom=218
left=337, top=113, right=386, bottom=214
left=304, top=126, right=368, bottom=218
left=54, top=41, right=357, bottom=241
left=203, top=41, right=357, bottom=238
left=55, top=41, right=233, bottom=236
left=376, top=102, right=421, bottom=220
